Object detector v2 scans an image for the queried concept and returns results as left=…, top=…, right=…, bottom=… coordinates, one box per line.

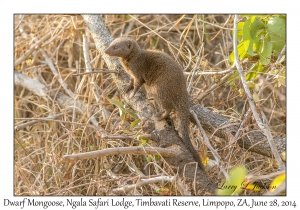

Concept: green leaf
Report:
left=138, top=135, right=148, bottom=146
left=108, top=98, right=126, bottom=120
left=270, top=68, right=279, bottom=75
left=246, top=71, right=256, bottom=81
left=253, top=92, right=259, bottom=102
left=243, top=16, right=265, bottom=56
left=279, top=15, right=286, bottom=20
left=246, top=61, right=264, bottom=81
left=216, top=166, right=248, bottom=195
left=278, top=70, right=286, bottom=87
left=126, top=109, right=139, bottom=119
left=238, top=89, right=244, bottom=97
left=237, top=22, right=244, bottom=40
left=138, top=139, right=147, bottom=146
left=108, top=98, right=124, bottom=109
left=120, top=109, right=126, bottom=120
left=281, top=151, right=286, bottom=161
left=259, top=35, right=272, bottom=65
left=246, top=81, right=255, bottom=89
left=89, top=144, right=95, bottom=151
left=228, top=71, right=239, bottom=88
left=155, top=155, right=161, bottom=160
left=130, top=119, right=140, bottom=129
left=269, top=173, right=285, bottom=192
left=266, top=16, right=286, bottom=55
left=229, top=41, right=247, bottom=64
left=229, top=81, right=237, bottom=89
left=137, top=135, right=148, bottom=141
left=146, top=155, right=152, bottom=163
left=249, top=17, right=265, bottom=40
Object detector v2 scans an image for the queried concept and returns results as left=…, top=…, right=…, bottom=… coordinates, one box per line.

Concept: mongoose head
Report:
left=104, top=37, right=140, bottom=59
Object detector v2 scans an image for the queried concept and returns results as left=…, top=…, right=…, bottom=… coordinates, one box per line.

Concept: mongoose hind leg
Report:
left=154, top=108, right=171, bottom=121
left=153, top=96, right=173, bottom=120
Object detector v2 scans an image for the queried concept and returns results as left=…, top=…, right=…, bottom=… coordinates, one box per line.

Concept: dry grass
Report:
left=14, top=14, right=286, bottom=196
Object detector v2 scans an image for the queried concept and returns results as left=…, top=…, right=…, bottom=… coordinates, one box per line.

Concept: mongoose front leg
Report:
left=128, top=78, right=144, bottom=99
left=124, top=77, right=134, bottom=93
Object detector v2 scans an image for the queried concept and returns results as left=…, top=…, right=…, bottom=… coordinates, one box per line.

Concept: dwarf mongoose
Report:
left=105, top=37, right=205, bottom=171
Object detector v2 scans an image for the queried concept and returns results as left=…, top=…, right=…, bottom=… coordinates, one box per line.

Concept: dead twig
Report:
left=63, top=146, right=178, bottom=161
left=14, top=71, right=101, bottom=128
left=100, top=176, right=176, bottom=195
left=72, top=69, right=118, bottom=76
left=247, top=170, right=285, bottom=183
left=14, top=111, right=72, bottom=131
left=187, top=64, right=236, bottom=75
left=15, top=32, right=52, bottom=67
left=40, top=48, right=75, bottom=99
left=183, top=46, right=192, bottom=71
left=187, top=44, right=203, bottom=94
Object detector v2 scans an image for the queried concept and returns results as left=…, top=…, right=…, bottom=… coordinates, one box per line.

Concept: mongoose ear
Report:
left=126, top=40, right=132, bottom=49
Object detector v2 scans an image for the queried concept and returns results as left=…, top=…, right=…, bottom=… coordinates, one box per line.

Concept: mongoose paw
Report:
left=124, top=83, right=133, bottom=93
left=154, top=113, right=164, bottom=121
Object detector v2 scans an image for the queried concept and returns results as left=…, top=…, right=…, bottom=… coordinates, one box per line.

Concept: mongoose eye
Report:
left=114, top=46, right=117, bottom=49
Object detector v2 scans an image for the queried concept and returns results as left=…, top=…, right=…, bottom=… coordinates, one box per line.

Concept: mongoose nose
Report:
left=104, top=47, right=114, bottom=56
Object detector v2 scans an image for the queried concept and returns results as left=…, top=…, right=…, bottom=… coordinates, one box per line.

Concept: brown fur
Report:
left=105, top=37, right=205, bottom=171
